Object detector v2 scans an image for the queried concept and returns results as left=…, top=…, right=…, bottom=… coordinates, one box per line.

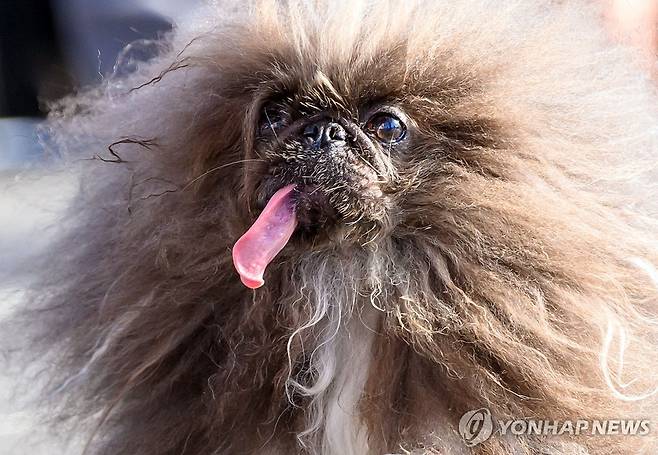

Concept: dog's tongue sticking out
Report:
left=232, top=185, right=298, bottom=289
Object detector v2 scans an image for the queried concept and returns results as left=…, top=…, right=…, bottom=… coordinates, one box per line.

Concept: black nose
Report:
left=302, top=120, right=347, bottom=149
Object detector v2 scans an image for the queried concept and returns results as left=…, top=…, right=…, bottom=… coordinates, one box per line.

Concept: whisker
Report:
left=264, top=110, right=279, bottom=141
left=355, top=143, right=384, bottom=177
left=181, top=159, right=266, bottom=191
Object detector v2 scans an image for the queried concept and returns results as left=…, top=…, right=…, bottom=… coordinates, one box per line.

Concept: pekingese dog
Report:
left=18, top=0, right=658, bottom=454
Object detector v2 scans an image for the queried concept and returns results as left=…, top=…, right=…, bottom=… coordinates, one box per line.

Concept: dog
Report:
left=15, top=0, right=658, bottom=453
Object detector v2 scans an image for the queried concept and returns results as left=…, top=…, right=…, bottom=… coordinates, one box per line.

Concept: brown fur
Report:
left=14, top=0, right=658, bottom=454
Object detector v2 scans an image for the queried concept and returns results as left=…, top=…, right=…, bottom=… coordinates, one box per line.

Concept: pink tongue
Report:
left=232, top=185, right=298, bottom=289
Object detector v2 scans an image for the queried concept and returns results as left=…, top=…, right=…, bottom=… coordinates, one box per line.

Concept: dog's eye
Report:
left=365, top=113, right=406, bottom=144
left=259, top=104, right=290, bottom=136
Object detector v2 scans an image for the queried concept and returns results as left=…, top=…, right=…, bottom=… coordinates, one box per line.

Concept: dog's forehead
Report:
left=262, top=53, right=408, bottom=113
left=219, top=28, right=474, bottom=116
left=286, top=69, right=365, bottom=114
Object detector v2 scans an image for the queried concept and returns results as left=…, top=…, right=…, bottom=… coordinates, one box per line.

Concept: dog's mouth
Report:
left=233, top=180, right=346, bottom=289
left=232, top=178, right=380, bottom=289
left=256, top=180, right=340, bottom=231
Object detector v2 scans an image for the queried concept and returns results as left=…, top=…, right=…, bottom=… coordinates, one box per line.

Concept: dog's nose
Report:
left=302, top=120, right=347, bottom=149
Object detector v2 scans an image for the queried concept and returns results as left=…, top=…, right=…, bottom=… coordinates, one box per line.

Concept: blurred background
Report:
left=0, top=0, right=655, bottom=453
left=0, top=0, right=211, bottom=270
left=0, top=0, right=205, bottom=169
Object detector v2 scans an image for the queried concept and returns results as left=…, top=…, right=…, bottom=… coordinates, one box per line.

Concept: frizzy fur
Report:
left=14, top=0, right=658, bottom=454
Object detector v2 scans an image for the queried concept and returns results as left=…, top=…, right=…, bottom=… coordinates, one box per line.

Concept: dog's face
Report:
left=217, top=26, right=506, bottom=287
left=254, top=95, right=403, bottom=231
left=233, top=48, right=501, bottom=248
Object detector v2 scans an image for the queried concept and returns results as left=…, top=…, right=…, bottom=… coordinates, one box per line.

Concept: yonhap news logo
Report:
left=459, top=408, right=494, bottom=446
left=458, top=408, right=651, bottom=447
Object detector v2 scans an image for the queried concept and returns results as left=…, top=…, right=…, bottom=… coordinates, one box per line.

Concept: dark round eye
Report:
left=259, top=104, right=289, bottom=136
left=365, top=113, right=406, bottom=144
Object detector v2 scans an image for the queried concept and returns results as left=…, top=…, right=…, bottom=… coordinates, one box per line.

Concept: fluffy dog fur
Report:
left=13, top=0, right=658, bottom=454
